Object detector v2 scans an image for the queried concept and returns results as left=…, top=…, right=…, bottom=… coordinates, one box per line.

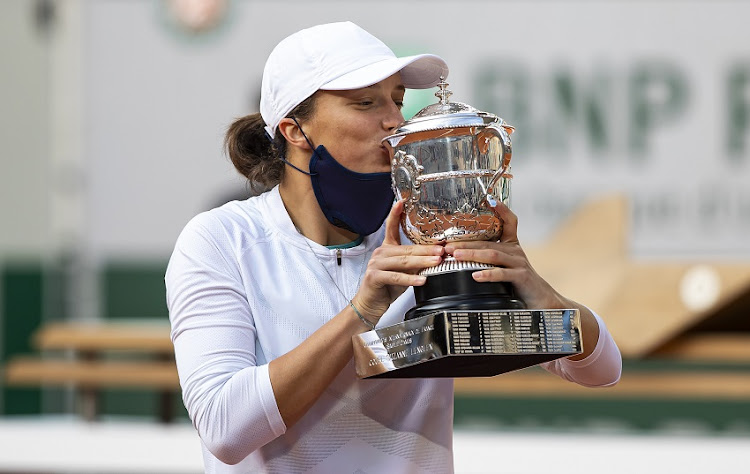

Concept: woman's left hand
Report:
left=446, top=200, right=603, bottom=361
left=444, top=200, right=567, bottom=310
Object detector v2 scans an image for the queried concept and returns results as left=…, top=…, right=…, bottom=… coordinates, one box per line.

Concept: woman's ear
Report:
left=278, top=118, right=313, bottom=151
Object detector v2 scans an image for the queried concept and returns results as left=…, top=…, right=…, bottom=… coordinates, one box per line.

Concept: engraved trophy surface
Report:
left=352, top=80, right=582, bottom=379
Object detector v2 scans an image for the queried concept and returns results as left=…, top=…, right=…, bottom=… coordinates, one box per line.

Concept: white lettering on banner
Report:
left=472, top=60, right=750, bottom=160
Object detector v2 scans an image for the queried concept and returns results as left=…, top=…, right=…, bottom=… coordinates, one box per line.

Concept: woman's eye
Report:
left=395, top=100, right=404, bottom=109
left=359, top=100, right=374, bottom=106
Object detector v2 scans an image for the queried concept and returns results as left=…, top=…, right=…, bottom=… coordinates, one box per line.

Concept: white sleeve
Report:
left=165, top=216, right=286, bottom=465
left=540, top=310, right=622, bottom=387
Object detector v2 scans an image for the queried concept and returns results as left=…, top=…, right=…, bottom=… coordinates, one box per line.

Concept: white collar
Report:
left=260, top=185, right=385, bottom=255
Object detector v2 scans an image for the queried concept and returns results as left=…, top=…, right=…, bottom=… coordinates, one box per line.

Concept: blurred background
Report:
left=1, top=0, right=748, bottom=472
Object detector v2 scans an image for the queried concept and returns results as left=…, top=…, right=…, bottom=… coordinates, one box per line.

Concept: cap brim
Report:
left=320, top=54, right=448, bottom=91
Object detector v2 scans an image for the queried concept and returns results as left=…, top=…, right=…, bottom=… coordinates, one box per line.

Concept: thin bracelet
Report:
left=350, top=300, right=375, bottom=330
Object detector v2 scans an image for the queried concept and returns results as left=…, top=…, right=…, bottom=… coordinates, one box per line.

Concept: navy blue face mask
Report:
left=284, top=119, right=395, bottom=236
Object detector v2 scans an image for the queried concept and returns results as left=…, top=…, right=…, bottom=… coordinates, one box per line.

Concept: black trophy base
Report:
left=353, top=309, right=582, bottom=379
left=408, top=269, right=525, bottom=320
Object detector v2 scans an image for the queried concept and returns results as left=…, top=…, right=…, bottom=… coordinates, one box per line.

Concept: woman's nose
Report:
left=383, top=101, right=404, bottom=131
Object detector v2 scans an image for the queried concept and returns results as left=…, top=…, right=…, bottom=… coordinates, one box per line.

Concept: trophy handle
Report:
left=476, top=121, right=514, bottom=196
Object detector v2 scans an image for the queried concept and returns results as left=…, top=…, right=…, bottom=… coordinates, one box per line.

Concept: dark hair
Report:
left=225, top=94, right=317, bottom=192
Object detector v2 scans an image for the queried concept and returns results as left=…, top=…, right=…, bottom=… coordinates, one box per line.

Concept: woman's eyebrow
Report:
left=362, top=84, right=406, bottom=92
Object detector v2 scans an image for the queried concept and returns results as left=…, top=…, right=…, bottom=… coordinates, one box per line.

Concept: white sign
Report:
left=82, top=1, right=750, bottom=259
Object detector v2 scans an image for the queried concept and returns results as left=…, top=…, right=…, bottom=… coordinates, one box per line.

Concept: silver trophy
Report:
left=353, top=80, right=582, bottom=379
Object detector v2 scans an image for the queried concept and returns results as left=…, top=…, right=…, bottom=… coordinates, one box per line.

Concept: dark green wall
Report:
left=1, top=264, right=44, bottom=415
left=102, top=262, right=169, bottom=320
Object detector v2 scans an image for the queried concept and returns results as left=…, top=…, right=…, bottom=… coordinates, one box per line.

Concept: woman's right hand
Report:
left=352, top=200, right=445, bottom=324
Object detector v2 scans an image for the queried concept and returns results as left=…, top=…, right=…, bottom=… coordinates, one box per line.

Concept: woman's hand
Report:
left=444, top=201, right=567, bottom=310
left=353, top=200, right=444, bottom=323
left=446, top=201, right=602, bottom=360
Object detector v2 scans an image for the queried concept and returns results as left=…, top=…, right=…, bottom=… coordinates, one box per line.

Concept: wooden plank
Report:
left=33, top=322, right=173, bottom=353
left=4, top=357, right=179, bottom=389
left=650, top=333, right=750, bottom=362
left=454, top=370, right=750, bottom=400
left=8, top=357, right=749, bottom=400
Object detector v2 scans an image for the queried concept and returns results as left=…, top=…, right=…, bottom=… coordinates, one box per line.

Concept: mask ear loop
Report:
left=291, top=117, right=318, bottom=152
left=272, top=117, right=318, bottom=176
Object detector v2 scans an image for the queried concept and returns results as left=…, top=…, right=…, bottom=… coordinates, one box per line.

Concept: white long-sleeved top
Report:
left=165, top=185, right=621, bottom=473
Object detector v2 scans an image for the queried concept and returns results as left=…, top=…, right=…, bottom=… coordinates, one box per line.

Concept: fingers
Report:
left=470, top=266, right=522, bottom=283
left=383, top=199, right=405, bottom=245
left=366, top=270, right=427, bottom=289
left=373, top=243, right=445, bottom=258
left=447, top=247, right=526, bottom=269
left=368, top=250, right=444, bottom=274
left=443, top=240, right=522, bottom=259
left=491, top=201, right=519, bottom=243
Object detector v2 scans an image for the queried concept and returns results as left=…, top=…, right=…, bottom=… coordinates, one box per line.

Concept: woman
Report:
left=166, top=21, right=621, bottom=473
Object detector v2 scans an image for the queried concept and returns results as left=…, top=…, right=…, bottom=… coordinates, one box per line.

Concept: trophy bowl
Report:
left=385, top=83, right=513, bottom=246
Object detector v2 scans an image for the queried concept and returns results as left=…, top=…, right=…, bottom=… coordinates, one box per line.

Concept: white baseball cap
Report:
left=260, top=21, right=449, bottom=139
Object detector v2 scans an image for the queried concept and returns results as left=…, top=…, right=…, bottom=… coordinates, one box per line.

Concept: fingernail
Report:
left=415, top=275, right=427, bottom=285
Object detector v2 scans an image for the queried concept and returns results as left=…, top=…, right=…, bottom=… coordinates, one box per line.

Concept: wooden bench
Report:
left=8, top=323, right=748, bottom=421
left=30, top=321, right=175, bottom=353
left=455, top=367, right=750, bottom=400
left=3, top=321, right=179, bottom=422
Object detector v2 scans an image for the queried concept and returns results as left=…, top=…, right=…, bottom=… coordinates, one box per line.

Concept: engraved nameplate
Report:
left=353, top=309, right=582, bottom=379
